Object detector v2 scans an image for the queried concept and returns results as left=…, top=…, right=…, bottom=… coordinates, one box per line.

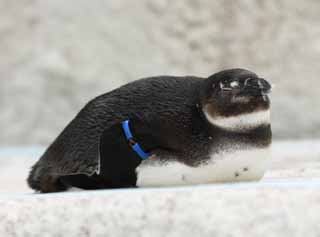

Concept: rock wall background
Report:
left=1, top=0, right=320, bottom=145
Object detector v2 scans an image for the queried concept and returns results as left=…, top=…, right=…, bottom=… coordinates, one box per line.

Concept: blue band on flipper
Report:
left=122, top=120, right=133, bottom=140
left=132, top=143, right=150, bottom=160
left=121, top=120, right=151, bottom=160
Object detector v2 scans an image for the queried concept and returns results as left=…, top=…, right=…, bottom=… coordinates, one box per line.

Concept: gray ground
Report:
left=0, top=140, right=319, bottom=237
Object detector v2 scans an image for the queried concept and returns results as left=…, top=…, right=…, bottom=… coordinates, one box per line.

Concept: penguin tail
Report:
left=27, top=160, right=67, bottom=193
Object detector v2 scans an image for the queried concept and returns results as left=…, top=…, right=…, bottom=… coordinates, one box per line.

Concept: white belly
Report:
left=136, top=147, right=271, bottom=187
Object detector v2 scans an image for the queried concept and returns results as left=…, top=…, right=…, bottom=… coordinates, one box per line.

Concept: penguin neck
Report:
left=196, top=104, right=271, bottom=147
left=202, top=105, right=271, bottom=133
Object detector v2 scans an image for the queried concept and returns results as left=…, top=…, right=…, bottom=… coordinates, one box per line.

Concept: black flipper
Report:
left=60, top=120, right=153, bottom=189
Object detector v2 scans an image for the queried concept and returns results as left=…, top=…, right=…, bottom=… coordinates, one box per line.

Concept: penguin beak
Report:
left=258, top=78, right=272, bottom=94
left=243, top=78, right=272, bottom=96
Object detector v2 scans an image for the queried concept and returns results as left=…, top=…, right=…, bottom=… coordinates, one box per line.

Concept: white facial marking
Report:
left=204, top=109, right=270, bottom=131
left=244, top=78, right=252, bottom=86
left=230, top=81, right=239, bottom=88
left=136, top=147, right=271, bottom=187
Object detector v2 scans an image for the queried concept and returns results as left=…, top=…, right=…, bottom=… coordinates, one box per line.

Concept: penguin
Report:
left=27, top=68, right=272, bottom=193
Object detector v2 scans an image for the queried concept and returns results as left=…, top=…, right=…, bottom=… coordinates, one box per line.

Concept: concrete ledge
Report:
left=0, top=140, right=320, bottom=236
left=1, top=181, right=320, bottom=237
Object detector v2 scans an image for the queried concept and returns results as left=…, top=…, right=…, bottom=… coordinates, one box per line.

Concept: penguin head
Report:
left=201, top=68, right=272, bottom=131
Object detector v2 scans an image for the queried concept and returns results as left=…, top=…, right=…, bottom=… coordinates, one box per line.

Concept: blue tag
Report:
left=121, top=120, right=151, bottom=160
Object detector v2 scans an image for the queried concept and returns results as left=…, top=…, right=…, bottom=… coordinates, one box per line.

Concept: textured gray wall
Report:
left=1, top=0, right=320, bottom=145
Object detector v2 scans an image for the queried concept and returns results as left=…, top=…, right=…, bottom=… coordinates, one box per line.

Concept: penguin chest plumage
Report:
left=135, top=147, right=271, bottom=187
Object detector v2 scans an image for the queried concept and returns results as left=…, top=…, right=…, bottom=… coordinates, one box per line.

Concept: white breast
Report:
left=136, top=147, right=271, bottom=187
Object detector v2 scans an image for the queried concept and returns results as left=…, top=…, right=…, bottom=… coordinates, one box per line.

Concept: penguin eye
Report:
left=219, top=81, right=240, bottom=91
left=219, top=82, right=232, bottom=91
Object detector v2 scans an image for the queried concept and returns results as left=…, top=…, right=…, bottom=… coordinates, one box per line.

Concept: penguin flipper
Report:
left=27, top=140, right=101, bottom=193
left=52, top=121, right=145, bottom=190
left=27, top=160, right=68, bottom=193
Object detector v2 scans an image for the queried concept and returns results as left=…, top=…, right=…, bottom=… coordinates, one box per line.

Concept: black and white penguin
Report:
left=27, top=68, right=272, bottom=193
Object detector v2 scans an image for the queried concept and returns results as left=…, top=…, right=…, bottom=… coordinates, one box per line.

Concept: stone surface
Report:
left=0, top=0, right=320, bottom=145
left=1, top=184, right=320, bottom=237
left=0, top=140, right=320, bottom=236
